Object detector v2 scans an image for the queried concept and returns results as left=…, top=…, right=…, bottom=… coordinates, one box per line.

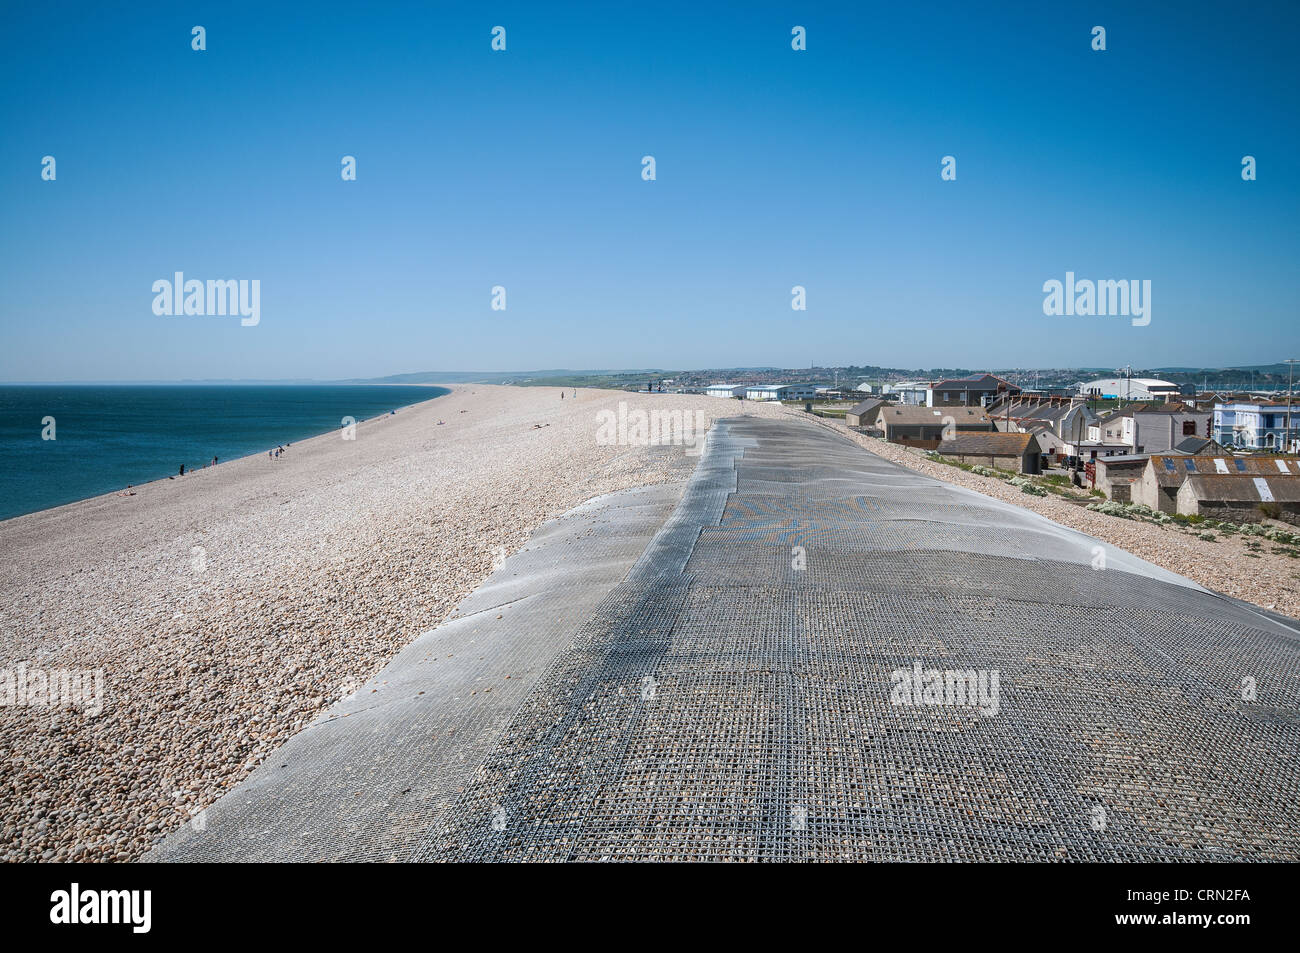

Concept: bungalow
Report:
left=936, top=431, right=1042, bottom=474
left=845, top=398, right=886, bottom=428
left=873, top=405, right=994, bottom=449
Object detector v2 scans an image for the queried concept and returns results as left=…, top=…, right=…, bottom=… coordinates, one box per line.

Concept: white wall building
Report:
left=703, top=384, right=749, bottom=398
left=1077, top=377, right=1180, bottom=401
left=886, top=381, right=931, bottom=405
left=744, top=384, right=819, bottom=401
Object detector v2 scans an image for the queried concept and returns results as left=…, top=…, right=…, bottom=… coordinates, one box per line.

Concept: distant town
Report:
left=664, top=368, right=1300, bottom=526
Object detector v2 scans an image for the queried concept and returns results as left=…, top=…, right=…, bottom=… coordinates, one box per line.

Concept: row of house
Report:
left=1097, top=454, right=1300, bottom=523
left=854, top=374, right=1022, bottom=407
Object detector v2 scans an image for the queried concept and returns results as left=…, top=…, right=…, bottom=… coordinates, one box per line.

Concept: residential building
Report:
left=936, top=431, right=1042, bottom=474
left=845, top=398, right=886, bottom=428
left=1212, top=400, right=1300, bottom=452
left=885, top=381, right=931, bottom=405
left=926, top=373, right=1021, bottom=408
left=1086, top=402, right=1210, bottom=454
left=990, top=397, right=1097, bottom=444
left=1068, top=439, right=1137, bottom=462
left=873, top=405, right=994, bottom=449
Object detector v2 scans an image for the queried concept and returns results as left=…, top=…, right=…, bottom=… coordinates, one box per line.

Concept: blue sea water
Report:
left=0, top=384, right=449, bottom=522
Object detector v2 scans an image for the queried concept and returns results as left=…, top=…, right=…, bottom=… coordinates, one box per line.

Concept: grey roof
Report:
left=938, top=431, right=1037, bottom=456
left=1181, top=473, right=1300, bottom=503
left=1172, top=436, right=1221, bottom=455
left=880, top=405, right=990, bottom=426
left=1149, top=454, right=1300, bottom=486
left=1095, top=453, right=1149, bottom=464
left=846, top=398, right=884, bottom=418
left=931, top=373, right=1017, bottom=391
left=1003, top=401, right=1072, bottom=424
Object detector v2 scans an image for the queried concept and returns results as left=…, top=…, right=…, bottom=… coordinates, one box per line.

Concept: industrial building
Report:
left=744, top=384, right=819, bottom=401
left=703, top=383, right=749, bottom=398
left=1077, top=377, right=1181, bottom=401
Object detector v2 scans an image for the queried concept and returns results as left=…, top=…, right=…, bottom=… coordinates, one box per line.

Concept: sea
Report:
left=0, top=384, right=449, bottom=522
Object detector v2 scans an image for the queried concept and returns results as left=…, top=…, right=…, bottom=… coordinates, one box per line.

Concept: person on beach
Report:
left=212, top=456, right=218, bottom=467
left=179, top=463, right=185, bottom=476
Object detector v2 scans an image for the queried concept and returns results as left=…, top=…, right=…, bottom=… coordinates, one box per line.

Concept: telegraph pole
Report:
left=1287, top=359, right=1299, bottom=454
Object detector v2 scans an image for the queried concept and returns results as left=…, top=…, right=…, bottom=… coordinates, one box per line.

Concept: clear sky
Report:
left=2, top=1, right=1296, bottom=381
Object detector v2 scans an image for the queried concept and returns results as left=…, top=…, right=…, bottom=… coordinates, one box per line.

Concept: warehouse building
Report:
left=703, top=384, right=749, bottom=398
left=1078, top=377, right=1181, bottom=401
left=745, top=384, right=819, bottom=401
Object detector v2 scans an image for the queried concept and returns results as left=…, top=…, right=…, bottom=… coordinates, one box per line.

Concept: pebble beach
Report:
left=0, top=385, right=787, bottom=862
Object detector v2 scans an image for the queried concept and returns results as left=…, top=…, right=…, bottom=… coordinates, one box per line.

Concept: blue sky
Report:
left=1, top=1, right=1296, bottom=381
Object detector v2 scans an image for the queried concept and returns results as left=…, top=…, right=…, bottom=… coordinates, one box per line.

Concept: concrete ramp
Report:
left=155, top=418, right=1300, bottom=862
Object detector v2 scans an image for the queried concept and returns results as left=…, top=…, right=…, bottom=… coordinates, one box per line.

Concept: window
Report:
left=1185, top=460, right=1198, bottom=472
left=1234, top=458, right=1247, bottom=472
left=1163, top=459, right=1176, bottom=473
left=1182, top=421, right=1196, bottom=435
